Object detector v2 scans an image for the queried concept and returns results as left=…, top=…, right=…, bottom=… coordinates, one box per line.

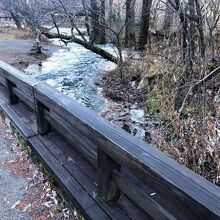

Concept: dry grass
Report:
left=0, top=26, right=49, bottom=44
left=123, top=35, right=220, bottom=185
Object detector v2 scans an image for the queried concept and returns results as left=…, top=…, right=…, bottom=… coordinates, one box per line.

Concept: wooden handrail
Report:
left=0, top=60, right=219, bottom=219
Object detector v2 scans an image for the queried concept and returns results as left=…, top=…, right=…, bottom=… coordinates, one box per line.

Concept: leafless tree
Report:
left=138, top=0, right=153, bottom=50
left=125, top=0, right=136, bottom=47
left=0, top=0, right=23, bottom=29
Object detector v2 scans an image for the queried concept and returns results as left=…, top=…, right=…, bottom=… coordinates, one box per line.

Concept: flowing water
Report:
left=25, top=37, right=149, bottom=140
left=34, top=40, right=116, bottom=112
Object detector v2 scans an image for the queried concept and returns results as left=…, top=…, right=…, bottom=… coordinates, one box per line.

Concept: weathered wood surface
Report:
left=0, top=89, right=147, bottom=219
left=0, top=103, right=35, bottom=139
left=28, top=136, right=111, bottom=220
left=0, top=60, right=219, bottom=220
left=34, top=81, right=220, bottom=219
left=44, top=110, right=97, bottom=166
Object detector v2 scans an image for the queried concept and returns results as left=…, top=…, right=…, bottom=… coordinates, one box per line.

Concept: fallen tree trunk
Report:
left=42, top=32, right=119, bottom=64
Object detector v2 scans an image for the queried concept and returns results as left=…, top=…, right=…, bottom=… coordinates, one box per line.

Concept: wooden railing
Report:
left=0, top=60, right=219, bottom=219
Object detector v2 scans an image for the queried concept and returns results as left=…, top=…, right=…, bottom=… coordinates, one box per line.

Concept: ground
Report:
left=0, top=119, right=76, bottom=219
left=0, top=26, right=59, bottom=70
left=0, top=27, right=76, bottom=219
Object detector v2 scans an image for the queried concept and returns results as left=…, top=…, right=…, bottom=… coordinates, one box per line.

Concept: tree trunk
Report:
left=125, top=0, right=136, bottom=47
left=188, top=0, right=196, bottom=63
left=194, top=0, right=206, bottom=59
left=163, top=0, right=174, bottom=34
left=43, top=31, right=118, bottom=64
left=173, top=0, right=188, bottom=63
left=82, top=0, right=91, bottom=36
left=9, top=11, right=22, bottom=30
left=138, top=0, right=153, bottom=50
left=30, top=28, right=42, bottom=55
left=90, top=0, right=101, bottom=43
left=108, top=0, right=113, bottom=21
left=100, top=0, right=106, bottom=44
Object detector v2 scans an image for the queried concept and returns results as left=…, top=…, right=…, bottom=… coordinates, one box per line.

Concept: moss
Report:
left=146, top=89, right=161, bottom=115
left=4, top=34, right=16, bottom=40
left=19, top=139, right=32, bottom=154
left=165, top=130, right=178, bottom=142
left=0, top=111, right=6, bottom=122
left=207, top=62, right=215, bottom=71
left=147, top=70, right=156, bottom=81
left=176, top=67, right=183, bottom=75
left=9, top=123, right=16, bottom=136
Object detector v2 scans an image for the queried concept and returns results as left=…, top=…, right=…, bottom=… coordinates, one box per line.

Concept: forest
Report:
left=0, top=0, right=219, bottom=186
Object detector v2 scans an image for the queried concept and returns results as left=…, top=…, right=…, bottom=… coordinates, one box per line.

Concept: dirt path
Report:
left=0, top=38, right=60, bottom=70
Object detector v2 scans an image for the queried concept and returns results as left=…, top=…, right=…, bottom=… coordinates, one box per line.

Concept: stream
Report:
left=25, top=37, right=151, bottom=141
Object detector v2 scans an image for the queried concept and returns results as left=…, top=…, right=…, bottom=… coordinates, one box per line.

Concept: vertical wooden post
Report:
left=5, top=79, right=18, bottom=105
left=97, top=148, right=121, bottom=202
left=35, top=100, right=51, bottom=134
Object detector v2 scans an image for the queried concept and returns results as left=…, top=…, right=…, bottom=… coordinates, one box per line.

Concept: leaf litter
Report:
left=0, top=120, right=79, bottom=219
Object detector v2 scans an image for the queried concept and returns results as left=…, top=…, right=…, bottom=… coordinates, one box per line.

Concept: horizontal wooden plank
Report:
left=44, top=110, right=97, bottom=167
left=35, top=83, right=220, bottom=219
left=27, top=135, right=111, bottom=220
left=9, top=102, right=38, bottom=135
left=0, top=103, right=35, bottom=139
left=0, top=60, right=39, bottom=96
left=0, top=75, right=6, bottom=86
left=0, top=60, right=219, bottom=219
left=38, top=133, right=138, bottom=220
left=12, top=87, right=35, bottom=110
left=113, top=170, right=178, bottom=220
left=0, top=60, right=37, bottom=85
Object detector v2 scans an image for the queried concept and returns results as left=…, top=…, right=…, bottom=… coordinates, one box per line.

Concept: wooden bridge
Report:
left=0, top=60, right=219, bottom=220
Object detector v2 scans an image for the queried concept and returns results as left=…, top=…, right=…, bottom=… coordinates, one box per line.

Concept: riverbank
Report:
left=99, top=67, right=155, bottom=142
left=100, top=55, right=220, bottom=186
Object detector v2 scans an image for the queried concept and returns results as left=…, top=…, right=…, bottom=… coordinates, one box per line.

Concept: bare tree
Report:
left=0, top=0, right=23, bottom=29
left=125, top=0, right=136, bottom=47
left=100, top=0, right=106, bottom=44
left=205, top=0, right=220, bottom=57
left=188, top=0, right=196, bottom=62
left=163, top=0, right=175, bottom=34
left=90, top=0, right=101, bottom=43
left=138, top=0, right=153, bottom=50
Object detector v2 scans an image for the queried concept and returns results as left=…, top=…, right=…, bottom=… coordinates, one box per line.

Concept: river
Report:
left=25, top=36, right=150, bottom=141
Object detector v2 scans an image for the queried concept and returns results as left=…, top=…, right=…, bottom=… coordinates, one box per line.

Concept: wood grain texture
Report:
left=97, top=148, right=120, bottom=202
left=28, top=136, right=111, bottom=220
left=0, top=103, right=35, bottom=139
left=5, top=79, right=18, bottom=105
left=113, top=170, right=177, bottom=220
left=34, top=83, right=220, bottom=219
left=44, top=110, right=97, bottom=167
left=12, top=87, right=35, bottom=109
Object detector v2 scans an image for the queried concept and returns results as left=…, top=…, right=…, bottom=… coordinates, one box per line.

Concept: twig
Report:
left=193, top=66, right=220, bottom=90
left=177, top=66, right=220, bottom=117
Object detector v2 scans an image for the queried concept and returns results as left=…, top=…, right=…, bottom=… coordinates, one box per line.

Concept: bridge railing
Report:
left=0, top=60, right=219, bottom=219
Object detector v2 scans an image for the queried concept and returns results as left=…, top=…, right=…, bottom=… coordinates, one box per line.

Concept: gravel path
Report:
left=0, top=121, right=32, bottom=220
left=0, top=119, right=75, bottom=219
